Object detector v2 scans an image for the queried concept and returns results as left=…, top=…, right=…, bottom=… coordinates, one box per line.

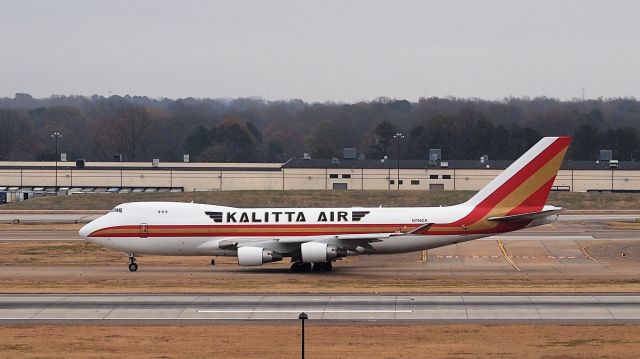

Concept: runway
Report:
left=1, top=294, right=640, bottom=323
left=0, top=211, right=101, bottom=224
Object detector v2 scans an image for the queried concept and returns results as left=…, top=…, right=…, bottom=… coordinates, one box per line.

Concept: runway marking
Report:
left=497, top=238, right=521, bottom=271
left=196, top=310, right=412, bottom=314
left=580, top=246, right=599, bottom=262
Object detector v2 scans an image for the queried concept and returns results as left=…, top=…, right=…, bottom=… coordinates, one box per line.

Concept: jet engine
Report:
left=237, top=246, right=283, bottom=266
left=300, top=242, right=348, bottom=263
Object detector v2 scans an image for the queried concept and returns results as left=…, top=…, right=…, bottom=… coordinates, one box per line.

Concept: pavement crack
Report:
left=461, top=296, right=469, bottom=320
left=529, top=296, right=542, bottom=320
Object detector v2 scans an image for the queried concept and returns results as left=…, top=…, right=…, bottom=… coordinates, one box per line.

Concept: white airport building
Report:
left=0, top=156, right=637, bottom=203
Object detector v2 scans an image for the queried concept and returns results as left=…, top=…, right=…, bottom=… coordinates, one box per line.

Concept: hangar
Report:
left=0, top=157, right=637, bottom=202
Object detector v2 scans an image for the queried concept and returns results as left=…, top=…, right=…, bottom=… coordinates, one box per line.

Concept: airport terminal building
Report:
left=0, top=157, right=638, bottom=202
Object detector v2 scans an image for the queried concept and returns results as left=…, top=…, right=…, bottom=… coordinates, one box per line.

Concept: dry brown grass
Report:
left=1, top=242, right=639, bottom=294
left=2, top=276, right=640, bottom=294
left=3, top=190, right=640, bottom=210
left=1, top=324, right=639, bottom=358
left=604, top=221, right=640, bottom=229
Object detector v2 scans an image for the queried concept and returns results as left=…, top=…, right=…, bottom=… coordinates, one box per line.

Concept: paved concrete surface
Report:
left=1, top=294, right=639, bottom=323
left=0, top=231, right=82, bottom=241
left=0, top=212, right=101, bottom=224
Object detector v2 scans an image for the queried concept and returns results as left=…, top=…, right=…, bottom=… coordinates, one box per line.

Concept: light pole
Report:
left=298, top=312, right=308, bottom=359
left=393, top=133, right=404, bottom=190
left=50, top=132, right=62, bottom=189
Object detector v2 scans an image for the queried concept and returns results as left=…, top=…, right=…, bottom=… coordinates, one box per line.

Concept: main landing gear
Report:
left=289, top=261, right=332, bottom=273
left=127, top=253, right=138, bottom=272
left=290, top=261, right=311, bottom=273
left=312, top=261, right=332, bottom=272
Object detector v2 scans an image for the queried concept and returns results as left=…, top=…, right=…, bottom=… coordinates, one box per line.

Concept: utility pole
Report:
left=51, top=132, right=62, bottom=188
left=298, top=312, right=308, bottom=359
left=394, top=133, right=404, bottom=190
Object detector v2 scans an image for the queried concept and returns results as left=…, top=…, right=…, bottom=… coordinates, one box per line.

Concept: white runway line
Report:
left=196, top=310, right=412, bottom=313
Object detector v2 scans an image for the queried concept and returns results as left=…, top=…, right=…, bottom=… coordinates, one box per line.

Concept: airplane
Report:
left=79, top=136, right=571, bottom=273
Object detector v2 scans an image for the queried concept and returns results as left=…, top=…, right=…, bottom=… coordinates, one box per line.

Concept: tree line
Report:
left=0, top=93, right=639, bottom=162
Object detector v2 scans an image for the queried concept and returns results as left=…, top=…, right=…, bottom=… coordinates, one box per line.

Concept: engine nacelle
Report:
left=237, top=247, right=283, bottom=266
left=300, top=242, right=348, bottom=263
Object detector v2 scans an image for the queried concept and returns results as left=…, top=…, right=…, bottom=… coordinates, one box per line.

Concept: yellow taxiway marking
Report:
left=580, top=246, right=598, bottom=262
left=497, top=238, right=521, bottom=271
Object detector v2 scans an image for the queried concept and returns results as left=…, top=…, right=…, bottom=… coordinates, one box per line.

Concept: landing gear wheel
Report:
left=290, top=262, right=313, bottom=273
left=290, top=262, right=302, bottom=273
left=312, top=262, right=333, bottom=272
left=127, top=253, right=137, bottom=272
left=211, top=258, right=216, bottom=266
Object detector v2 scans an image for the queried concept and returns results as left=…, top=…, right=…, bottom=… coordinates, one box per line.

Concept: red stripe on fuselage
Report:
left=88, top=223, right=416, bottom=238
left=87, top=221, right=525, bottom=238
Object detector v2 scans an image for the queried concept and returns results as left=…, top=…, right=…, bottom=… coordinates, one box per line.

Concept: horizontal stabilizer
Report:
left=406, top=223, right=433, bottom=235
left=487, top=208, right=562, bottom=222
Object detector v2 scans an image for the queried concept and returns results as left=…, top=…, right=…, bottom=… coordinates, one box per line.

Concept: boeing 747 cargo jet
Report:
left=79, top=136, right=571, bottom=272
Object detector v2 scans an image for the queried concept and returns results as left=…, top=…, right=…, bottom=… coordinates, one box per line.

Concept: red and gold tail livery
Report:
left=419, top=136, right=571, bottom=235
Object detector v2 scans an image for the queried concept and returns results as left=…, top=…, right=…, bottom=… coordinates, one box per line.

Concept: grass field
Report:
left=2, top=190, right=640, bottom=210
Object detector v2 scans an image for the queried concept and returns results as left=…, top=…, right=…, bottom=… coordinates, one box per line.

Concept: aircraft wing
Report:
left=277, top=232, right=395, bottom=244
left=201, top=232, right=400, bottom=251
left=279, top=232, right=394, bottom=250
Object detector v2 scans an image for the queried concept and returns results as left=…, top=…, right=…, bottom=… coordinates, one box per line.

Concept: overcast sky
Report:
left=1, top=0, right=639, bottom=102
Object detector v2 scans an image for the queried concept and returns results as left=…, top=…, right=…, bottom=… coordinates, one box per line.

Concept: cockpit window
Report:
left=111, top=207, right=123, bottom=213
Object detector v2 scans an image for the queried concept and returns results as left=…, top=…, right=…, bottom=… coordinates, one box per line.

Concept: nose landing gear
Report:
left=127, top=253, right=138, bottom=272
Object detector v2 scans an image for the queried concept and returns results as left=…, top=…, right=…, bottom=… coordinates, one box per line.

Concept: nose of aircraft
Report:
left=79, top=221, right=95, bottom=238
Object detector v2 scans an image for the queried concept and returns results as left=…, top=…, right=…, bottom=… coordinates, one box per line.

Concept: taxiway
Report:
left=1, top=294, right=639, bottom=323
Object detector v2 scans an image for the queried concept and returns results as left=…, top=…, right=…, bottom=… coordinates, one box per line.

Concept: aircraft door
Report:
left=140, top=223, right=149, bottom=238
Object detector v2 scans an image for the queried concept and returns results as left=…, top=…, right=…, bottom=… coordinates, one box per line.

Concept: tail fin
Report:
left=463, top=136, right=571, bottom=216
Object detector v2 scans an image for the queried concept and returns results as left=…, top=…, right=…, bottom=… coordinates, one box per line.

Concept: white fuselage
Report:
left=80, top=201, right=555, bottom=257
